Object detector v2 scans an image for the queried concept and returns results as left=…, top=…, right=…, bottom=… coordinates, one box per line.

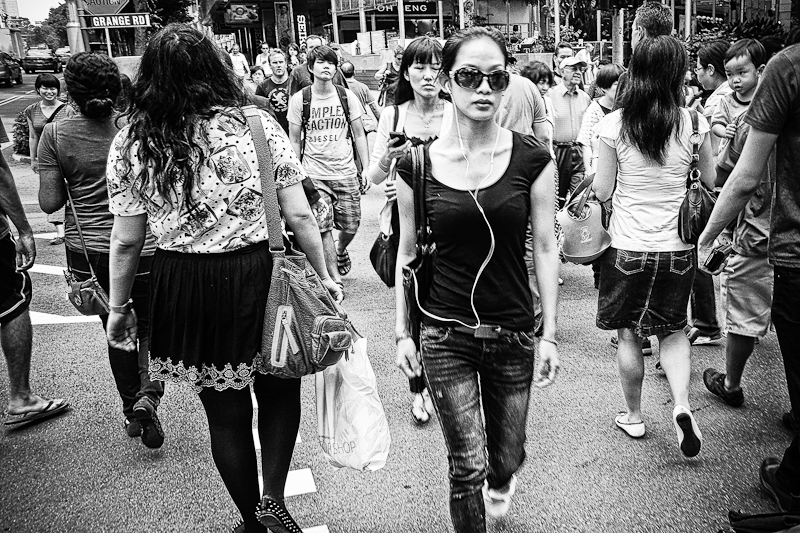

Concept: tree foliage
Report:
left=45, top=3, right=69, bottom=47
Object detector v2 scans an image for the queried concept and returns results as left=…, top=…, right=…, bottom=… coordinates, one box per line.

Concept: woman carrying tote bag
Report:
left=592, top=36, right=717, bottom=457
left=104, top=24, right=339, bottom=533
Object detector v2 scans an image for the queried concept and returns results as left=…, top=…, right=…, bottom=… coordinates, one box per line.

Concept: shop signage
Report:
left=376, top=2, right=437, bottom=15
left=86, top=12, right=151, bottom=27
left=84, top=0, right=129, bottom=16
left=297, top=15, right=307, bottom=45
left=224, top=4, right=260, bottom=24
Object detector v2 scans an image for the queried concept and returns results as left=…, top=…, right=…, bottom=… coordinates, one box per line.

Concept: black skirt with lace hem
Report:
left=148, top=241, right=272, bottom=392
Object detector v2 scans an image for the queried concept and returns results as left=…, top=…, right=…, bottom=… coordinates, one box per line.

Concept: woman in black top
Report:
left=394, top=27, right=560, bottom=533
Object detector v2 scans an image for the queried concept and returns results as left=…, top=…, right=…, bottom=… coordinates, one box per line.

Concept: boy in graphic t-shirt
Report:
left=711, top=39, right=767, bottom=164
left=287, top=45, right=369, bottom=286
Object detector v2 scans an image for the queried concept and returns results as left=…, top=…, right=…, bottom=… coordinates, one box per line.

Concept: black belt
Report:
left=453, top=325, right=515, bottom=339
left=554, top=141, right=579, bottom=147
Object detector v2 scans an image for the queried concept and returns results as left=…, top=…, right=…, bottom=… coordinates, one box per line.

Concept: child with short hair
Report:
left=711, top=38, right=767, bottom=158
left=703, top=40, right=774, bottom=409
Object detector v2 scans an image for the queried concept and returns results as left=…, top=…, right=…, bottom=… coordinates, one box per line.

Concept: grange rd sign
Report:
left=84, top=0, right=130, bottom=16
left=87, top=13, right=152, bottom=28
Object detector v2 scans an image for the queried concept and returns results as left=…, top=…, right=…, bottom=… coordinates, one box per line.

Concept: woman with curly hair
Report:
left=37, top=53, right=165, bottom=448
left=104, top=24, right=339, bottom=532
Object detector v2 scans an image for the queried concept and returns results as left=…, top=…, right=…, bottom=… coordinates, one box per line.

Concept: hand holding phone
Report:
left=703, top=242, right=733, bottom=272
left=389, top=131, right=407, bottom=146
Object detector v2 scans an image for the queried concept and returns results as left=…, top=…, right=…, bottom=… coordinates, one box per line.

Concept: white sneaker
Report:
left=482, top=474, right=516, bottom=518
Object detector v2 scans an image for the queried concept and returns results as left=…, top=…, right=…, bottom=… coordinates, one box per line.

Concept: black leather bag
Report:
left=678, top=109, right=717, bottom=245
left=721, top=509, right=800, bottom=533
left=369, top=230, right=398, bottom=287
left=401, top=145, right=435, bottom=343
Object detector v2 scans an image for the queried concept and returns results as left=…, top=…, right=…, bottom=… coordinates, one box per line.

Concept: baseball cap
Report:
left=560, top=56, right=587, bottom=69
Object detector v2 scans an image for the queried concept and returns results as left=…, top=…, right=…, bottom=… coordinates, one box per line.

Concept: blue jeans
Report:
left=420, top=324, right=536, bottom=533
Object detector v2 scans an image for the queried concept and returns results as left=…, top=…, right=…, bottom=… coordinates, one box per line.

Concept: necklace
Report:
left=412, top=101, right=443, bottom=132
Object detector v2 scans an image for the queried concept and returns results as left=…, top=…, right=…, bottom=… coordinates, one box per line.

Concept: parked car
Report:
left=55, top=47, right=71, bottom=66
left=21, top=49, right=62, bottom=74
left=0, top=52, right=22, bottom=86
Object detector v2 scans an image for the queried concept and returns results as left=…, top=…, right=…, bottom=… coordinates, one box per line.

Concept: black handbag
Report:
left=244, top=106, right=354, bottom=379
left=401, top=144, right=435, bottom=343
left=678, top=109, right=717, bottom=245
left=369, top=106, right=401, bottom=287
left=53, top=122, right=110, bottom=316
left=369, top=230, right=398, bottom=287
left=720, top=509, right=800, bottom=533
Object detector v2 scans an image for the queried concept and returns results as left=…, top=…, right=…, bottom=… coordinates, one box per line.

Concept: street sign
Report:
left=83, top=0, right=130, bottom=16
left=375, top=2, right=437, bottom=15
left=86, top=13, right=151, bottom=28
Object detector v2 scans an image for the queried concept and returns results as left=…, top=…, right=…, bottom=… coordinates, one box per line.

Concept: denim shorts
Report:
left=596, top=247, right=695, bottom=337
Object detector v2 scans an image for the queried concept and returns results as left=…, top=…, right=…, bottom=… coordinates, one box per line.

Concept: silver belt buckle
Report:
left=474, top=325, right=500, bottom=339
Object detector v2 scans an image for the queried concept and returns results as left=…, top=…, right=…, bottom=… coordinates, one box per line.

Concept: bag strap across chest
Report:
left=300, top=85, right=354, bottom=161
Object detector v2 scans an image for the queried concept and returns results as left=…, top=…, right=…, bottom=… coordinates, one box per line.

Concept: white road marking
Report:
left=303, top=527, right=330, bottom=533
left=34, top=232, right=58, bottom=239
left=29, top=264, right=64, bottom=276
left=30, top=311, right=100, bottom=325
left=284, top=468, right=317, bottom=497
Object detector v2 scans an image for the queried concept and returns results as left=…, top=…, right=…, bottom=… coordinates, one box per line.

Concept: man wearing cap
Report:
left=548, top=56, right=592, bottom=207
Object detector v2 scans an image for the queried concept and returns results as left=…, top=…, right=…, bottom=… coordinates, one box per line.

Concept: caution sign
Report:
left=86, top=13, right=152, bottom=28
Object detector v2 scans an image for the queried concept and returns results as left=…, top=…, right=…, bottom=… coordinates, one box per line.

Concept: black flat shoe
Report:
left=255, top=497, right=302, bottom=533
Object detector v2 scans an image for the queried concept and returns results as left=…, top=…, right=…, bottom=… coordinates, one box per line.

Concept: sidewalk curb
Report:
left=12, top=152, right=31, bottom=163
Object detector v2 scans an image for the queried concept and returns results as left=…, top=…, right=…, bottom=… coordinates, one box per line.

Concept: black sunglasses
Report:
left=451, top=67, right=510, bottom=91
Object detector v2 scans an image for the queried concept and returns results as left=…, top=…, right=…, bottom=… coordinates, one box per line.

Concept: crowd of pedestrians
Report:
left=2, top=6, right=800, bottom=532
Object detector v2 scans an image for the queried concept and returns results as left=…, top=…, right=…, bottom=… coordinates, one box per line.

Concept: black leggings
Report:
left=198, top=373, right=301, bottom=530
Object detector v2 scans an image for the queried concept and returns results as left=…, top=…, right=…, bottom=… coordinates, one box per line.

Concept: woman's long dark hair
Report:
left=617, top=36, right=687, bottom=165
left=64, top=52, right=120, bottom=119
left=121, top=23, right=245, bottom=209
left=393, top=37, right=443, bottom=105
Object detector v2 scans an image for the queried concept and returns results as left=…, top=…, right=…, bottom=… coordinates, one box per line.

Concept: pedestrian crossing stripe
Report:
left=30, top=311, right=100, bottom=325
left=29, top=264, right=65, bottom=276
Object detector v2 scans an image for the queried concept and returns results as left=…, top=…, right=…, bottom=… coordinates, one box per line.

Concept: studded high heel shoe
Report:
left=255, top=497, right=302, bottom=533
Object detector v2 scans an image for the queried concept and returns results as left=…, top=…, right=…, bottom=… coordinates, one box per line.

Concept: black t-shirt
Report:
left=256, top=77, right=291, bottom=133
left=745, top=44, right=800, bottom=268
left=397, top=132, right=552, bottom=330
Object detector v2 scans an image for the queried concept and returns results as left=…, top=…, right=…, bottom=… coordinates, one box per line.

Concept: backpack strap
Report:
left=392, top=104, right=399, bottom=131
left=300, top=85, right=312, bottom=161
left=334, top=85, right=358, bottom=164
left=334, top=85, right=352, bottom=140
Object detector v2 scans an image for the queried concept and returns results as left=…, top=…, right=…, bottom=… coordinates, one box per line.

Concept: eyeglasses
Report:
left=451, top=67, right=510, bottom=91
left=694, top=65, right=704, bottom=73
left=563, top=65, right=587, bottom=73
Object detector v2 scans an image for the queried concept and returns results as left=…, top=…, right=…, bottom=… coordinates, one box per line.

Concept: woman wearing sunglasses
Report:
left=367, top=35, right=453, bottom=426
left=394, top=27, right=560, bottom=533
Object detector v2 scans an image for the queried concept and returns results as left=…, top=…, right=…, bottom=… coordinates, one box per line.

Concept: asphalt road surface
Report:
left=0, top=152, right=794, bottom=533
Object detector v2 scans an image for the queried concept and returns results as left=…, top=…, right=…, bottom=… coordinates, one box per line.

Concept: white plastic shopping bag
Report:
left=315, top=336, right=391, bottom=471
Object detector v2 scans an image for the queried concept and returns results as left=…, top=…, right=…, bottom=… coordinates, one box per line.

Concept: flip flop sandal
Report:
left=411, top=404, right=430, bottom=425
left=5, top=398, right=70, bottom=428
left=337, top=249, right=352, bottom=276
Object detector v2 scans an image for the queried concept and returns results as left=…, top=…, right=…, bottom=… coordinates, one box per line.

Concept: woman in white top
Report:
left=695, top=40, right=732, bottom=156
left=254, top=43, right=274, bottom=77
left=577, top=63, right=623, bottom=177
left=367, top=36, right=453, bottom=425
left=593, top=36, right=716, bottom=458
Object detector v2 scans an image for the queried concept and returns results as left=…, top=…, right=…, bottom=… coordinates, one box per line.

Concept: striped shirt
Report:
left=548, top=83, right=592, bottom=143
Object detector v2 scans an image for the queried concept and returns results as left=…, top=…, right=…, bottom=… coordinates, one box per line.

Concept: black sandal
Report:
left=336, top=249, right=352, bottom=276
left=255, top=497, right=303, bottom=533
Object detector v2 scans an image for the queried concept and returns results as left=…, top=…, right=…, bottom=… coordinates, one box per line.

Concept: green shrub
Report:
left=684, top=17, right=787, bottom=62
left=12, top=110, right=28, bottom=156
